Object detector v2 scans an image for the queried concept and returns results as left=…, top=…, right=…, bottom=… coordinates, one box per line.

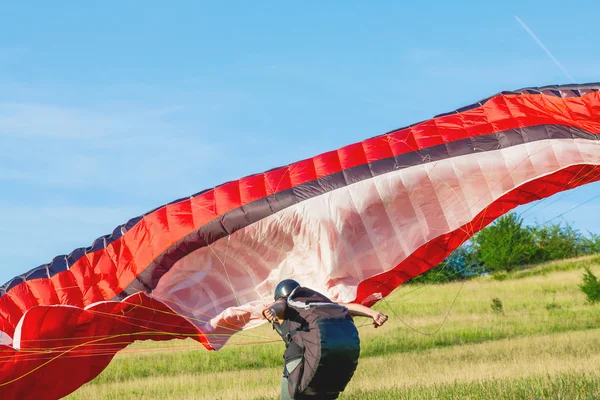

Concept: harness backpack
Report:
left=274, top=287, right=361, bottom=398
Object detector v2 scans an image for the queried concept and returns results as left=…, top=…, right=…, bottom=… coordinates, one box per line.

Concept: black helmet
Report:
left=274, top=279, right=300, bottom=301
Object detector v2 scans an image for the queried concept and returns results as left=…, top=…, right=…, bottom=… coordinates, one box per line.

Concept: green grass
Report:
left=491, top=255, right=600, bottom=281
left=87, top=341, right=282, bottom=385
left=66, top=256, right=600, bottom=399
left=337, top=373, right=600, bottom=400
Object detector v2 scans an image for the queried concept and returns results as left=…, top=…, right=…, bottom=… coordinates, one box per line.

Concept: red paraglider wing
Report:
left=1, top=83, right=600, bottom=399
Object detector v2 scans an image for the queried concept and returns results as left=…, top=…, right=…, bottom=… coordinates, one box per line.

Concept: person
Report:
left=262, top=279, right=388, bottom=400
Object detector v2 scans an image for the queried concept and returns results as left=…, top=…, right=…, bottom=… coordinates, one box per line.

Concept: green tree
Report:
left=471, top=212, right=536, bottom=272
left=532, top=222, right=583, bottom=262
left=409, top=244, right=477, bottom=284
left=578, top=232, right=600, bottom=255
left=410, top=212, right=600, bottom=285
left=579, top=267, right=600, bottom=304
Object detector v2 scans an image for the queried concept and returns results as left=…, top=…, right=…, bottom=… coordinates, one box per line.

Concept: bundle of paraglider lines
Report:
left=1, top=83, right=599, bottom=399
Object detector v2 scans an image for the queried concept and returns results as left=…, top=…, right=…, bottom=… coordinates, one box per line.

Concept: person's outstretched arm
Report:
left=262, top=299, right=287, bottom=323
left=339, top=303, right=388, bottom=328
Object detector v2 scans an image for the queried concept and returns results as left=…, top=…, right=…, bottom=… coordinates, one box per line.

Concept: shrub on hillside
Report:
left=490, top=297, right=504, bottom=314
left=471, top=213, right=537, bottom=272
left=409, top=245, right=478, bottom=284
left=531, top=223, right=584, bottom=262
left=578, top=233, right=600, bottom=255
left=410, top=212, right=600, bottom=285
left=579, top=267, right=600, bottom=304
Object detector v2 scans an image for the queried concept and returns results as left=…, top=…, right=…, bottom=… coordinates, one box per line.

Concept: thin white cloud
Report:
left=514, top=16, right=576, bottom=83
left=0, top=167, right=32, bottom=182
left=0, top=94, right=234, bottom=284
left=0, top=102, right=174, bottom=139
left=0, top=205, right=141, bottom=283
left=0, top=206, right=139, bottom=232
left=0, top=101, right=219, bottom=194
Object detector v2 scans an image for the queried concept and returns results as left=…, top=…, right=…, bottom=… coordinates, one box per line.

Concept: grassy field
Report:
left=66, top=256, right=600, bottom=399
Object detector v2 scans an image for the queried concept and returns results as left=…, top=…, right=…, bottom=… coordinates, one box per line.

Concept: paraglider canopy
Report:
left=0, top=83, right=599, bottom=400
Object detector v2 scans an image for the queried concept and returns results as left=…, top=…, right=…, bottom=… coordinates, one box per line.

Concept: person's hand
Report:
left=262, top=307, right=277, bottom=323
left=372, top=311, right=388, bottom=328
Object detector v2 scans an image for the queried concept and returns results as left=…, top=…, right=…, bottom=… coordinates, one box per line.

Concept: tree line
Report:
left=411, top=212, right=600, bottom=284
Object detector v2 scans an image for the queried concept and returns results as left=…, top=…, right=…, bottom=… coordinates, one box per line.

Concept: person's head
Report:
left=274, top=279, right=300, bottom=301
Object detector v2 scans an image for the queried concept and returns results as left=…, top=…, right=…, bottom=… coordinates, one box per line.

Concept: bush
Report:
left=578, top=233, right=600, bottom=255
left=411, top=212, right=600, bottom=285
left=409, top=245, right=477, bottom=284
left=579, top=267, right=600, bottom=304
left=490, top=297, right=504, bottom=314
left=471, top=213, right=537, bottom=272
left=532, top=223, right=584, bottom=262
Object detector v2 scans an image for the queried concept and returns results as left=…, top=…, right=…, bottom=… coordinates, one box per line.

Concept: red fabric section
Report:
left=313, top=150, right=343, bottom=178
left=1, top=163, right=598, bottom=399
left=1, top=90, right=599, bottom=335
left=0, top=88, right=599, bottom=398
left=0, top=293, right=203, bottom=400
left=239, top=174, right=268, bottom=204
left=355, top=163, right=600, bottom=305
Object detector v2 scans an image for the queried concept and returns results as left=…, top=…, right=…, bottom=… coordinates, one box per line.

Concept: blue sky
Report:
left=1, top=1, right=599, bottom=283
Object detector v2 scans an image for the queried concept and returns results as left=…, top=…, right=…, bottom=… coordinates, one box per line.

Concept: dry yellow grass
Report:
left=65, top=257, right=600, bottom=399
left=67, top=329, right=600, bottom=400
